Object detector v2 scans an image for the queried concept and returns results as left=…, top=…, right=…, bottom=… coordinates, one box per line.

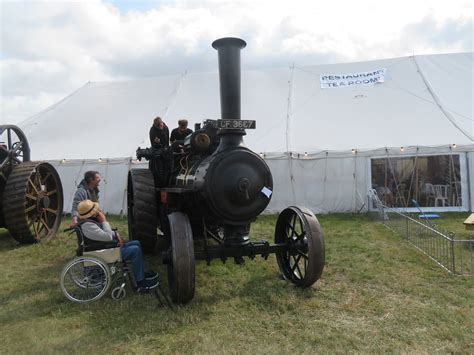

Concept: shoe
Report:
left=137, top=278, right=158, bottom=290
left=144, top=270, right=158, bottom=281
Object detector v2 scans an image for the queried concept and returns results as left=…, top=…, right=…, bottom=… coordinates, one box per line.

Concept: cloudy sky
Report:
left=1, top=0, right=472, bottom=124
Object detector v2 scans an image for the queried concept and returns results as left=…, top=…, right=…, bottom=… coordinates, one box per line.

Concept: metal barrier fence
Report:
left=369, top=190, right=473, bottom=276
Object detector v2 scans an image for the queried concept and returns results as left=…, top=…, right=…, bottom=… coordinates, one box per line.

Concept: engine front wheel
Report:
left=167, top=212, right=195, bottom=304
left=275, top=206, right=325, bottom=287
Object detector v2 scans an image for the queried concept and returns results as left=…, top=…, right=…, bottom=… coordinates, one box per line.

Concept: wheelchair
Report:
left=60, top=225, right=171, bottom=306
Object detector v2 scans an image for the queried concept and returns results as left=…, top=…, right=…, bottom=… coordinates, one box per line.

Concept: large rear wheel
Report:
left=127, top=169, right=158, bottom=253
left=167, top=212, right=195, bottom=304
left=275, top=206, right=325, bottom=287
left=3, top=161, right=63, bottom=243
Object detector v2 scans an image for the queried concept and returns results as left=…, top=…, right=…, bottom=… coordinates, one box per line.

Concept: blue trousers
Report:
left=120, top=240, right=145, bottom=282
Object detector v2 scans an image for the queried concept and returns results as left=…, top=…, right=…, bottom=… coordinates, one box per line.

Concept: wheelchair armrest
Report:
left=84, top=241, right=118, bottom=252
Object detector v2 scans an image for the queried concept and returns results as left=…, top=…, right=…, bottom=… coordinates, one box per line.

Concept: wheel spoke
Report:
left=26, top=193, right=37, bottom=201
left=294, top=248, right=308, bottom=259
left=291, top=213, right=297, bottom=237
left=36, top=218, right=44, bottom=235
left=294, top=230, right=306, bottom=242
left=31, top=217, right=38, bottom=236
left=41, top=172, right=52, bottom=185
left=291, top=254, right=302, bottom=270
left=46, top=189, right=57, bottom=196
left=28, top=177, right=39, bottom=194
left=293, top=256, right=304, bottom=279
left=39, top=211, right=51, bottom=233
left=25, top=204, right=36, bottom=213
left=35, top=170, right=43, bottom=190
left=44, top=207, right=58, bottom=215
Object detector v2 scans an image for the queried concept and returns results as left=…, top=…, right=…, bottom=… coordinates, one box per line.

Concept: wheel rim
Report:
left=3, top=162, right=63, bottom=243
left=275, top=206, right=325, bottom=287
left=60, top=257, right=111, bottom=303
left=167, top=212, right=195, bottom=304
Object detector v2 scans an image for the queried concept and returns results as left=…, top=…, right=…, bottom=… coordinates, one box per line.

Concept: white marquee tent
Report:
left=17, top=52, right=474, bottom=215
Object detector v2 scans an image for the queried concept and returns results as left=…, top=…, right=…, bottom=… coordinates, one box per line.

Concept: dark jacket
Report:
left=170, top=127, right=193, bottom=142
left=149, top=124, right=170, bottom=148
left=71, top=180, right=99, bottom=218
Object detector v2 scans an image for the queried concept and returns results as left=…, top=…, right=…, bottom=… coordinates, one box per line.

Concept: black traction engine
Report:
left=127, top=38, right=325, bottom=304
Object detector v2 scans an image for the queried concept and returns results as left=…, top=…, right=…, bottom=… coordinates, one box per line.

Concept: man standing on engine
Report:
left=170, top=119, right=193, bottom=143
left=149, top=116, right=169, bottom=148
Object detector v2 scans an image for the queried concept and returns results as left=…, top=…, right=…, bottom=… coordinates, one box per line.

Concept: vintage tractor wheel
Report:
left=275, top=206, right=325, bottom=287
left=167, top=212, right=195, bottom=304
left=0, top=125, right=31, bottom=227
left=2, top=161, right=63, bottom=243
left=127, top=169, right=158, bottom=253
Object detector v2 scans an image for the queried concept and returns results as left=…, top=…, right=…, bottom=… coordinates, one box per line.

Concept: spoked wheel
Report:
left=0, top=125, right=30, bottom=227
left=275, top=206, right=325, bottom=287
left=127, top=169, right=158, bottom=253
left=0, top=125, right=30, bottom=169
left=167, top=212, right=195, bottom=304
left=3, top=161, right=63, bottom=243
left=60, top=257, right=111, bottom=303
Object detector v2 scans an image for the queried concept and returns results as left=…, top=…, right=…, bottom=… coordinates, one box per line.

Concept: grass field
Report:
left=0, top=213, right=473, bottom=353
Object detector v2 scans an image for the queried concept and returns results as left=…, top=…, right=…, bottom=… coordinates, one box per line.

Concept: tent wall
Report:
left=265, top=155, right=368, bottom=214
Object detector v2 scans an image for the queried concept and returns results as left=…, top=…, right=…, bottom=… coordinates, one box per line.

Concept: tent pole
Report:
left=285, top=64, right=296, bottom=204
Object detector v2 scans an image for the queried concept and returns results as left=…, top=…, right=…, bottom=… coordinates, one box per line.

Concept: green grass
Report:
left=0, top=213, right=473, bottom=353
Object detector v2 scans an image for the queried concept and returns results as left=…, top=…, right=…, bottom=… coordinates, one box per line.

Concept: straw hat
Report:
left=78, top=199, right=100, bottom=219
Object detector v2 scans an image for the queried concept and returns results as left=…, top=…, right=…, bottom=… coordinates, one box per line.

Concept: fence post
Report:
left=450, top=237, right=456, bottom=274
left=406, top=216, right=409, bottom=240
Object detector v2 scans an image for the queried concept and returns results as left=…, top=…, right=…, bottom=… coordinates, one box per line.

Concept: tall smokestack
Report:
left=212, top=37, right=246, bottom=120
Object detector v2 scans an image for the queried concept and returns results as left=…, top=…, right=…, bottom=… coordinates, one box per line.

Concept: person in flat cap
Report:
left=77, top=199, right=158, bottom=290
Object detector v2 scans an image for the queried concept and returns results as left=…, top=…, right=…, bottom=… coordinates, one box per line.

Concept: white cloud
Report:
left=0, top=0, right=472, bottom=124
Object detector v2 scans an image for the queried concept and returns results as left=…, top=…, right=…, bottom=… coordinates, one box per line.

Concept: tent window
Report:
left=371, top=155, right=461, bottom=208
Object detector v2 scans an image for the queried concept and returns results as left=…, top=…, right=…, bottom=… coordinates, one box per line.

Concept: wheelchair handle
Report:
left=63, top=227, right=76, bottom=232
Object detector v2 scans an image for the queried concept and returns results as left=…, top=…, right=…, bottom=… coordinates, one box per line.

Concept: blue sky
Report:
left=108, top=0, right=159, bottom=14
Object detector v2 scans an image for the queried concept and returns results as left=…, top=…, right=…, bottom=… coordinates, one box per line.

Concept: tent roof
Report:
left=20, top=52, right=473, bottom=160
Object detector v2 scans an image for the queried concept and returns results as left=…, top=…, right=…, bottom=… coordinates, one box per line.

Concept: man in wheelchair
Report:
left=77, top=199, right=158, bottom=290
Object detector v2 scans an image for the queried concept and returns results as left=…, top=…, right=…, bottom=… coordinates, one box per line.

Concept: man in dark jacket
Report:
left=71, top=170, right=101, bottom=225
left=149, top=116, right=169, bottom=148
left=170, top=119, right=193, bottom=143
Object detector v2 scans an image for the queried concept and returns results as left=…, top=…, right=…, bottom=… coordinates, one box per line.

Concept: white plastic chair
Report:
left=423, top=183, right=436, bottom=206
left=433, top=184, right=449, bottom=207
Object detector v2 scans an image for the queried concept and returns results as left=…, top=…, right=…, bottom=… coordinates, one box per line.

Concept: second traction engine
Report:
left=128, top=37, right=325, bottom=304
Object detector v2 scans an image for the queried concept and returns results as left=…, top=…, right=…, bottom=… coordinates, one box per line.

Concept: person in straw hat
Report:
left=77, top=199, right=158, bottom=290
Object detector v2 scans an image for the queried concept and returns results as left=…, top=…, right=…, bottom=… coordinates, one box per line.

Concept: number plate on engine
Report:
left=217, top=119, right=256, bottom=129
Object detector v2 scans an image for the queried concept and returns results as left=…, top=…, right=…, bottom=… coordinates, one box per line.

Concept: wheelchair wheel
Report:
left=60, top=256, right=111, bottom=303
left=111, top=287, right=126, bottom=300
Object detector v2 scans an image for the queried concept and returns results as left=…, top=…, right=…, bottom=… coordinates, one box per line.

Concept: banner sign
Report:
left=320, top=68, right=387, bottom=89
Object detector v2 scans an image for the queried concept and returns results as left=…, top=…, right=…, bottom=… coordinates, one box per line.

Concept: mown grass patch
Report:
left=0, top=213, right=472, bottom=353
